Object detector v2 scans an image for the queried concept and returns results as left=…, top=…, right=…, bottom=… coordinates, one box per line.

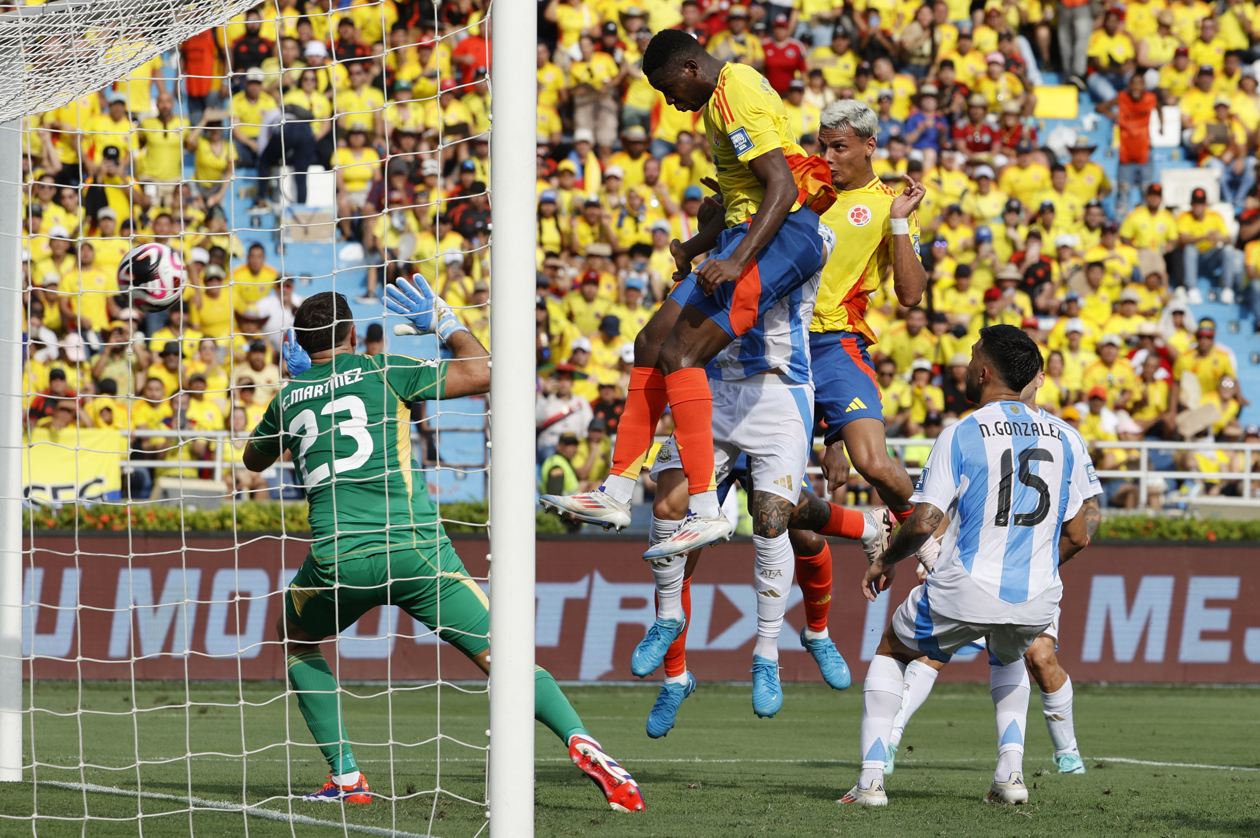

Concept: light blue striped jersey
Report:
left=910, top=400, right=1099, bottom=624
left=706, top=221, right=835, bottom=385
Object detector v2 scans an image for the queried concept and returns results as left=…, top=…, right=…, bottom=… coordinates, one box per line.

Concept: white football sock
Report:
left=860, top=515, right=877, bottom=541
left=803, top=627, right=829, bottom=641
left=859, top=655, right=906, bottom=788
left=665, top=671, right=690, bottom=686
left=991, top=660, right=1030, bottom=783
left=1041, top=676, right=1080, bottom=757
left=691, top=489, right=720, bottom=519
left=649, top=515, right=686, bottom=621
left=601, top=474, right=636, bottom=504
left=889, top=659, right=939, bottom=747
left=751, top=533, right=793, bottom=661
left=332, top=771, right=361, bottom=786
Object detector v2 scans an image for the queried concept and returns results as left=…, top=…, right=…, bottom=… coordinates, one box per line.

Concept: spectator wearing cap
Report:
left=537, top=190, right=567, bottom=255
left=607, top=125, right=651, bottom=189
left=187, top=264, right=232, bottom=340
left=89, top=92, right=134, bottom=172
left=953, top=94, right=999, bottom=156
left=234, top=338, right=282, bottom=403
left=148, top=301, right=203, bottom=360
left=83, top=207, right=129, bottom=276
left=1119, top=183, right=1179, bottom=267
left=1177, top=187, right=1241, bottom=305
left=1051, top=234, right=1084, bottom=288
left=935, top=264, right=983, bottom=325
left=975, top=50, right=1027, bottom=115
left=146, top=341, right=185, bottom=399
left=1191, top=96, right=1254, bottom=211
left=1181, top=63, right=1219, bottom=130
left=904, top=85, right=950, bottom=168
left=941, top=351, right=974, bottom=417
left=27, top=367, right=79, bottom=427
left=782, top=78, right=821, bottom=141
left=569, top=34, right=621, bottom=157
left=612, top=269, right=654, bottom=340
left=761, top=12, right=807, bottom=95
left=588, top=314, right=626, bottom=384
left=959, top=164, right=1007, bottom=224
left=559, top=268, right=605, bottom=336
left=182, top=116, right=236, bottom=220
left=1063, top=136, right=1111, bottom=206
left=566, top=336, right=601, bottom=401
left=571, top=195, right=619, bottom=255
left=256, top=275, right=304, bottom=354
left=536, top=363, right=594, bottom=461
left=1158, top=45, right=1196, bottom=103
left=540, top=433, right=582, bottom=500
left=229, top=68, right=277, bottom=168
left=1083, top=333, right=1139, bottom=410
left=591, top=374, right=626, bottom=433
left=1171, top=318, right=1244, bottom=409
left=1085, top=7, right=1136, bottom=103
left=868, top=356, right=908, bottom=436
left=1103, top=287, right=1148, bottom=338
left=574, top=415, right=613, bottom=492
left=998, top=140, right=1051, bottom=208
left=943, top=27, right=987, bottom=89
left=807, top=27, right=856, bottom=91
left=904, top=358, right=944, bottom=437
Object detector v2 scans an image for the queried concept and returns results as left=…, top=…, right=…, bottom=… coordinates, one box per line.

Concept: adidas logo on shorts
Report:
left=845, top=397, right=867, bottom=413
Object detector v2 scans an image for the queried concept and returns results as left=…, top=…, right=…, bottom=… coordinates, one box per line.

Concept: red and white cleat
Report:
left=568, top=734, right=645, bottom=813
left=838, top=781, right=888, bottom=806
left=540, top=489, right=632, bottom=530
left=302, top=773, right=371, bottom=804
left=861, top=507, right=895, bottom=564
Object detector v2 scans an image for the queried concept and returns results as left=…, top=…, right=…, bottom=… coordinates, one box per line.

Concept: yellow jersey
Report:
left=1119, top=205, right=1178, bottom=250
left=1064, top=161, right=1111, bottom=204
left=1177, top=209, right=1230, bottom=252
left=704, top=63, right=806, bottom=227
left=813, top=177, right=918, bottom=342
left=1173, top=346, right=1236, bottom=394
left=1082, top=358, right=1140, bottom=407
left=60, top=266, right=117, bottom=329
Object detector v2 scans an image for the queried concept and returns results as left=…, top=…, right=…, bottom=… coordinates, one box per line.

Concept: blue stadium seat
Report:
left=425, top=467, right=485, bottom=503
left=435, top=430, right=487, bottom=467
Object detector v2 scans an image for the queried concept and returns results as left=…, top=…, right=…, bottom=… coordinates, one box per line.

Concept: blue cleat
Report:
left=631, top=617, right=686, bottom=678
left=646, top=672, right=696, bottom=739
left=751, top=655, right=783, bottom=718
left=884, top=743, right=898, bottom=776
left=799, top=627, right=851, bottom=690
left=1055, top=752, right=1086, bottom=774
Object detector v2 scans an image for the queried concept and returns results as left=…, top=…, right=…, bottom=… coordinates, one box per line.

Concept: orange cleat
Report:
left=568, top=734, right=645, bottom=813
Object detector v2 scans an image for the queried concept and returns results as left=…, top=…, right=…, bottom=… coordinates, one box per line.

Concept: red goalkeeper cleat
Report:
left=302, top=773, right=371, bottom=804
left=568, top=734, right=645, bottom=812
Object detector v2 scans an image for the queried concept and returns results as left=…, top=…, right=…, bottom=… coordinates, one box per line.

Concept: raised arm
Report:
left=438, top=329, right=491, bottom=398
left=890, top=180, right=928, bottom=306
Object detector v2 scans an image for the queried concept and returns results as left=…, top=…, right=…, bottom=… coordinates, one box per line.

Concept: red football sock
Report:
left=818, top=502, right=867, bottom=540
left=664, top=368, right=716, bottom=496
left=795, top=542, right=833, bottom=633
left=892, top=507, right=913, bottom=524
left=608, top=367, right=668, bottom=479
left=663, top=578, right=692, bottom=678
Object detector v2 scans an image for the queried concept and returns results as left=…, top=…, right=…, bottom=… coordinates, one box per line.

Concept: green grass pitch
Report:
left=2, top=680, right=1257, bottom=837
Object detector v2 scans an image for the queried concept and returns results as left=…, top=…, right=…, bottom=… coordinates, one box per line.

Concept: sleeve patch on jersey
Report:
left=1086, top=462, right=1099, bottom=485
left=728, top=126, right=753, bottom=156
left=914, top=466, right=929, bottom=493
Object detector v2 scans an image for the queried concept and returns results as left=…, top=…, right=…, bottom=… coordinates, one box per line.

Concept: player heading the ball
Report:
left=542, top=30, right=837, bottom=560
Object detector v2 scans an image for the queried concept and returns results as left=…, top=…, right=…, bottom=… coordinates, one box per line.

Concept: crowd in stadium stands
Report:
left=16, top=0, right=1260, bottom=509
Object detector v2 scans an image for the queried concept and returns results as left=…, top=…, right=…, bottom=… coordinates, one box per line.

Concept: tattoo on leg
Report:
left=751, top=491, right=794, bottom=539
left=788, top=489, right=831, bottom=531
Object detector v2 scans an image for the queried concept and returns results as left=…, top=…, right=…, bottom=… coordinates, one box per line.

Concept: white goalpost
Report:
left=0, top=0, right=537, bottom=832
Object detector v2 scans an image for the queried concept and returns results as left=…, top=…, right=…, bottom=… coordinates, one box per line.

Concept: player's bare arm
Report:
left=862, top=502, right=943, bottom=601
left=889, top=181, right=928, bottom=306
left=439, top=329, right=491, bottom=399
left=1058, top=494, right=1100, bottom=565
left=697, top=148, right=797, bottom=294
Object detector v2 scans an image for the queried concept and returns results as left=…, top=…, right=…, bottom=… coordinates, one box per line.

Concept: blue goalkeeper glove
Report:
left=385, top=275, right=468, bottom=343
left=283, top=328, right=311, bottom=377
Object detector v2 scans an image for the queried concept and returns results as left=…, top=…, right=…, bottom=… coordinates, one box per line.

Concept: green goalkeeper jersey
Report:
left=250, top=352, right=447, bottom=561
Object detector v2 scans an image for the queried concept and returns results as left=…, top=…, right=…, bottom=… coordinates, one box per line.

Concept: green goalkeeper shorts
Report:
left=284, top=538, right=489, bottom=658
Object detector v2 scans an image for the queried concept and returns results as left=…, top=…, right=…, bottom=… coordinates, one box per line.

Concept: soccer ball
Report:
left=117, top=242, right=185, bottom=312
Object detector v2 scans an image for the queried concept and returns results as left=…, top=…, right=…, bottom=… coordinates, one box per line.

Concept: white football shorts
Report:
left=891, top=582, right=1052, bottom=666
left=649, top=375, right=814, bottom=505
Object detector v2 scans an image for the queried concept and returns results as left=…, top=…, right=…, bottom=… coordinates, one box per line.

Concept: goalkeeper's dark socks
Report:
left=534, top=667, right=587, bottom=744
left=286, top=651, right=358, bottom=776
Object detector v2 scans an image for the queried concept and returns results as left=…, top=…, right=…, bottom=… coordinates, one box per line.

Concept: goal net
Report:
left=2, top=0, right=534, bottom=833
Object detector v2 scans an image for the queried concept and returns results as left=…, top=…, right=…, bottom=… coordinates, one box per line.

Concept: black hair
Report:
left=977, top=324, right=1042, bottom=392
left=642, top=29, right=708, bottom=79
left=628, top=242, right=653, bottom=259
left=1050, top=163, right=1066, bottom=174
left=294, top=292, right=353, bottom=354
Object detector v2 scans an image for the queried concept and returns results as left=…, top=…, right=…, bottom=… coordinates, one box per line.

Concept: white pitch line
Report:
left=39, top=781, right=435, bottom=837
left=40, top=755, right=1260, bottom=771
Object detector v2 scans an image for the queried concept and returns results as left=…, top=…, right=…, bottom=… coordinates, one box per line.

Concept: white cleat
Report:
left=642, top=513, right=733, bottom=560
left=984, top=772, right=1029, bottom=804
left=539, top=489, right=632, bottom=530
left=838, top=782, right=888, bottom=806
left=861, top=507, right=895, bottom=564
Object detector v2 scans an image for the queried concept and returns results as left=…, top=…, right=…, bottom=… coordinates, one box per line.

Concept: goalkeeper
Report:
left=245, top=281, right=643, bottom=813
